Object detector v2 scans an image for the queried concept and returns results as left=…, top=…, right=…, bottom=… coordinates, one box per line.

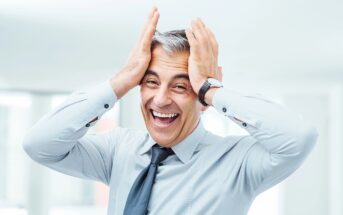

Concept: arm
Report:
left=23, top=82, right=118, bottom=185
left=23, top=7, right=160, bottom=185
left=186, top=19, right=318, bottom=194
left=212, top=87, right=318, bottom=194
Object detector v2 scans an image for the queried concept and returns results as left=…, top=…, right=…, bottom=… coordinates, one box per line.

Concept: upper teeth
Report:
left=152, top=110, right=178, bottom=118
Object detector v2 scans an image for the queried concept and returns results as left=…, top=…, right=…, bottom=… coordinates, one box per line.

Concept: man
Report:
left=23, top=7, right=318, bottom=215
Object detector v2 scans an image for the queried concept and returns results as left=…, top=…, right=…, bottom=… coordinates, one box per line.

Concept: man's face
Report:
left=140, top=46, right=204, bottom=147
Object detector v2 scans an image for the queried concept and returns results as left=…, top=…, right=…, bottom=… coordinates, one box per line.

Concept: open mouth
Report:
left=150, top=109, right=180, bottom=126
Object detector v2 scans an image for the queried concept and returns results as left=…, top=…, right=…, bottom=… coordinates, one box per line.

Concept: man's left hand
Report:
left=185, top=19, right=222, bottom=96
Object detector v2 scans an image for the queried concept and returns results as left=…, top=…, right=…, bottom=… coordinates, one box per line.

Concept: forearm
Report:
left=210, top=87, right=318, bottom=156
left=23, top=81, right=117, bottom=162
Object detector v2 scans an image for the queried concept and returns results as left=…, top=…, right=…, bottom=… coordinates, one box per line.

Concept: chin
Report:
left=148, top=127, right=178, bottom=147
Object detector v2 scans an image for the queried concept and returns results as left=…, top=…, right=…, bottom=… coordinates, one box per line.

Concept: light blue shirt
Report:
left=23, top=81, right=318, bottom=215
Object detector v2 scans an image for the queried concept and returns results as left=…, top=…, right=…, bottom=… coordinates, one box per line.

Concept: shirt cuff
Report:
left=212, top=87, right=260, bottom=128
left=88, top=80, right=117, bottom=105
left=80, top=80, right=118, bottom=128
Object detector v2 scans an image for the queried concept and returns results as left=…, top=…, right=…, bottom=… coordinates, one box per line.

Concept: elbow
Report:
left=295, top=125, right=319, bottom=154
left=22, top=131, right=37, bottom=160
left=22, top=129, right=44, bottom=162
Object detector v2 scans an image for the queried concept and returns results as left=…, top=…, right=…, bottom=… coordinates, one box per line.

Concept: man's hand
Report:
left=110, top=7, right=159, bottom=99
left=185, top=19, right=222, bottom=105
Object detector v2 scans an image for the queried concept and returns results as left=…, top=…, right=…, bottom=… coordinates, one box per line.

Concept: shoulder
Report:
left=201, top=131, right=257, bottom=154
left=107, top=127, right=148, bottom=148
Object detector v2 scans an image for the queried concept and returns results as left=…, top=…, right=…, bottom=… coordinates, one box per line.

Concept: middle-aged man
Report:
left=23, top=7, right=318, bottom=215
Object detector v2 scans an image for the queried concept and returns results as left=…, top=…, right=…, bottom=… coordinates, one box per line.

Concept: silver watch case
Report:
left=207, top=78, right=223, bottom=88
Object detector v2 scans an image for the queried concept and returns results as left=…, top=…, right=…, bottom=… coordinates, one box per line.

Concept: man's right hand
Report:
left=110, top=7, right=160, bottom=99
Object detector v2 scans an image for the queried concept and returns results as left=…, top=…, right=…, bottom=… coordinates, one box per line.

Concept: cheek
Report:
left=176, top=97, right=200, bottom=116
left=140, top=88, right=151, bottom=107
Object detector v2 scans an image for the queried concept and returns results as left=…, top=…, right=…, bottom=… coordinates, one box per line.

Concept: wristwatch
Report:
left=198, top=78, right=223, bottom=106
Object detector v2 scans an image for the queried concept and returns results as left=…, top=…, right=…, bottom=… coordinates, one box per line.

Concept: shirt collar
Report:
left=139, top=120, right=207, bottom=164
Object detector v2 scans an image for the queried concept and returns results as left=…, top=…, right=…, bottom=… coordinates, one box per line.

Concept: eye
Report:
left=143, top=79, right=159, bottom=88
left=172, top=83, right=188, bottom=93
left=175, top=85, right=187, bottom=90
left=147, top=80, right=157, bottom=84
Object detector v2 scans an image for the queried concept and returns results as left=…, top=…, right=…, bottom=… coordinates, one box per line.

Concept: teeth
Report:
left=152, top=110, right=178, bottom=118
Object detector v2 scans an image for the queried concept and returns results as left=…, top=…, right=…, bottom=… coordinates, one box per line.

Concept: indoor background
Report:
left=0, top=0, right=342, bottom=215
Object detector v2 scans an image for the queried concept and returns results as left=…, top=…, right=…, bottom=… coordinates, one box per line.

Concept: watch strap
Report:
left=198, top=80, right=211, bottom=106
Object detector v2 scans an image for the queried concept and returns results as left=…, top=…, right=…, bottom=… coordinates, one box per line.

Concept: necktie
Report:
left=123, top=144, right=174, bottom=215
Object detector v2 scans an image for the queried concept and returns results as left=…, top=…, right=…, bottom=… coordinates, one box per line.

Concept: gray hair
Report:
left=151, top=30, right=190, bottom=54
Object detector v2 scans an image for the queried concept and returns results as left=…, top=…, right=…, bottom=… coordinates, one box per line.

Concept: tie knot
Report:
left=151, top=144, right=174, bottom=165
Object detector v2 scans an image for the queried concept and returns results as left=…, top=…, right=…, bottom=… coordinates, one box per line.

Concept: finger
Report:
left=207, top=27, right=219, bottom=55
left=197, top=18, right=207, bottom=29
left=140, top=7, right=158, bottom=38
left=190, top=19, right=203, bottom=41
left=141, top=25, right=157, bottom=50
left=185, top=28, right=196, bottom=46
left=147, top=6, right=157, bottom=20
left=151, top=9, right=159, bottom=27
left=140, top=7, right=159, bottom=40
left=192, top=19, right=210, bottom=46
left=142, top=7, right=157, bottom=32
left=141, top=12, right=159, bottom=47
left=196, top=18, right=208, bottom=38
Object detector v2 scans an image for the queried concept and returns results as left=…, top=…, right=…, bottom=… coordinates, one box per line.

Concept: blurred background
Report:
left=0, top=0, right=342, bottom=214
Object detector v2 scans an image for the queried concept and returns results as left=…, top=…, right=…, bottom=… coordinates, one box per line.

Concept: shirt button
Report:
left=222, top=107, right=227, bottom=113
left=242, top=122, right=247, bottom=127
left=104, top=104, right=109, bottom=109
left=85, top=123, right=90, bottom=127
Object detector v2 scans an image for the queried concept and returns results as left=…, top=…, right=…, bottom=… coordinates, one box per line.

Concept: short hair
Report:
left=151, top=30, right=190, bottom=54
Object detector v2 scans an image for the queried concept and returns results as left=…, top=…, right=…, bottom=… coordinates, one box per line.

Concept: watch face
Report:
left=208, top=78, right=223, bottom=87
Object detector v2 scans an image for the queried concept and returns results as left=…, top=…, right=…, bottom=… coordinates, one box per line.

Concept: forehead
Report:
left=148, top=46, right=189, bottom=78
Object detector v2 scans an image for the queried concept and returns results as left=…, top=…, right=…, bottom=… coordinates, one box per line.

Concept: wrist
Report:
left=198, top=78, right=223, bottom=106
left=110, top=72, right=134, bottom=99
left=194, top=78, right=207, bottom=95
left=110, top=76, right=126, bottom=100
left=204, top=87, right=220, bottom=106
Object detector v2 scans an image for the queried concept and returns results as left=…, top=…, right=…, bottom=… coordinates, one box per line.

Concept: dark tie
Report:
left=123, top=144, right=174, bottom=215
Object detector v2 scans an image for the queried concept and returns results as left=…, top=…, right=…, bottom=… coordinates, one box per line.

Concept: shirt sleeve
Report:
left=212, top=88, right=319, bottom=195
left=23, top=81, right=118, bottom=185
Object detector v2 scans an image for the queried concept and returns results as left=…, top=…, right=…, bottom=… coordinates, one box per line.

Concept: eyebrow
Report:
left=144, top=70, right=190, bottom=80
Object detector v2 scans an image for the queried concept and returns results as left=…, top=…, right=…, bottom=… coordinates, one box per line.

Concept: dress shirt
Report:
left=23, top=81, right=318, bottom=215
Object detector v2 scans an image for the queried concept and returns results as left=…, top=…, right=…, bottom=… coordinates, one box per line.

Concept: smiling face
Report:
left=140, top=45, right=204, bottom=148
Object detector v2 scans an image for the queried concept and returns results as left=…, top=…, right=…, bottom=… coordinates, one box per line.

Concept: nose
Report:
left=153, top=86, right=172, bottom=108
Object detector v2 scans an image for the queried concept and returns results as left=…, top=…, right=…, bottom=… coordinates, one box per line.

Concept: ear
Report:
left=217, top=66, right=223, bottom=81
